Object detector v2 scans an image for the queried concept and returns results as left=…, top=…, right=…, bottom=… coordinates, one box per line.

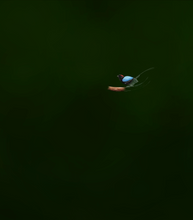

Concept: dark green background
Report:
left=0, top=0, right=193, bottom=219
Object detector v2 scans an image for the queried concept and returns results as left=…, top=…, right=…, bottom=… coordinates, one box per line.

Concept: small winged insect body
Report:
left=117, top=67, right=154, bottom=92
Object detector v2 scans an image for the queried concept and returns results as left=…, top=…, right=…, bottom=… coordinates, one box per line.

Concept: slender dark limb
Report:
left=135, top=67, right=154, bottom=79
left=132, top=77, right=149, bottom=87
left=124, top=81, right=150, bottom=92
left=125, top=77, right=148, bottom=89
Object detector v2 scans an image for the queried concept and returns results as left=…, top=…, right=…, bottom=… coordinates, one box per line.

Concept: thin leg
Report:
left=135, top=67, right=154, bottom=79
left=133, top=77, right=148, bottom=87
left=125, top=81, right=150, bottom=92
left=133, top=81, right=150, bottom=89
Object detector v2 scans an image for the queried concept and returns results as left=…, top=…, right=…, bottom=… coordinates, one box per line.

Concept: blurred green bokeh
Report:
left=0, top=1, right=192, bottom=219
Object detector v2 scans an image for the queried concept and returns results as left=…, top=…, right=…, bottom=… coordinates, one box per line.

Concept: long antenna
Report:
left=135, top=67, right=154, bottom=79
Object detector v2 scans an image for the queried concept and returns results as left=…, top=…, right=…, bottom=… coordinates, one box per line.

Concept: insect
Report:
left=117, top=67, right=154, bottom=91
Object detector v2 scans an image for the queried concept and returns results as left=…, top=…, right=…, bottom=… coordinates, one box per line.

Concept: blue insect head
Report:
left=122, top=76, right=133, bottom=83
